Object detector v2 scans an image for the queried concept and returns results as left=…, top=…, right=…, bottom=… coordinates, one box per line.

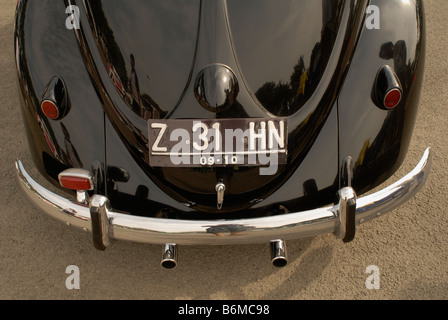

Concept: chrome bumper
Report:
left=15, top=148, right=432, bottom=248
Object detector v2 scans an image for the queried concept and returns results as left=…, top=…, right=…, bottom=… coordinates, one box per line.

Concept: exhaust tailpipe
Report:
left=270, top=240, right=287, bottom=268
left=161, top=243, right=178, bottom=269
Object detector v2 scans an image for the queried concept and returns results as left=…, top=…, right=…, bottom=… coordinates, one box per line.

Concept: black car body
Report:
left=15, top=0, right=432, bottom=268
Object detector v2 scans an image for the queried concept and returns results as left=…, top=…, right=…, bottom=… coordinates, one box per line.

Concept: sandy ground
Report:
left=0, top=1, right=447, bottom=300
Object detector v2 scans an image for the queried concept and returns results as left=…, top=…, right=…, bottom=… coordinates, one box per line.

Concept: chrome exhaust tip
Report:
left=161, top=243, right=178, bottom=269
left=270, top=240, right=287, bottom=268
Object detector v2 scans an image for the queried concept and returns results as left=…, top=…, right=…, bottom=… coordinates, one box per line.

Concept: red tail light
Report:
left=384, top=88, right=402, bottom=109
left=372, top=65, right=403, bottom=110
left=40, top=77, right=70, bottom=120
left=58, top=169, right=94, bottom=191
left=41, top=100, right=60, bottom=120
left=60, top=176, right=92, bottom=191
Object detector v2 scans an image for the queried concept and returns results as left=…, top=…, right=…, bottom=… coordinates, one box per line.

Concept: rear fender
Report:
left=338, top=0, right=426, bottom=194
left=15, top=0, right=105, bottom=190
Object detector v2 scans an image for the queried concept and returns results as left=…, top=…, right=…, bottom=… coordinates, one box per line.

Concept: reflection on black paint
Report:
left=78, top=0, right=346, bottom=213
left=129, top=54, right=143, bottom=117
left=61, top=123, right=83, bottom=168
left=228, top=0, right=343, bottom=116
left=84, top=0, right=199, bottom=119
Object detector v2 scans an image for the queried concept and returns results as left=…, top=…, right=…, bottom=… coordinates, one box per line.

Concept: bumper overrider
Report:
left=15, top=148, right=432, bottom=268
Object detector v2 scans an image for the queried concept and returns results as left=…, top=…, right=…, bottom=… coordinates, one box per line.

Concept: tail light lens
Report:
left=40, top=100, right=60, bottom=120
left=384, top=88, right=402, bottom=109
left=58, top=169, right=94, bottom=191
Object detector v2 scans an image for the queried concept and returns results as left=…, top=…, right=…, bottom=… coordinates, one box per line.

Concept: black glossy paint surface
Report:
left=15, top=0, right=105, bottom=188
left=15, top=0, right=425, bottom=218
left=79, top=0, right=352, bottom=214
left=338, top=0, right=425, bottom=195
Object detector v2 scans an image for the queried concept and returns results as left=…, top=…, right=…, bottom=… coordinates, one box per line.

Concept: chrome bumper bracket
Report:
left=89, top=195, right=111, bottom=251
left=335, top=187, right=357, bottom=243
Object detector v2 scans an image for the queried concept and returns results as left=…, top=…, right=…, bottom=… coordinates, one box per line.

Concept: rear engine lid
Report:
left=82, top=0, right=348, bottom=213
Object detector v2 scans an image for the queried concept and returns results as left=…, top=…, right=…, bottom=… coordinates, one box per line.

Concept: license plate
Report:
left=147, top=118, right=288, bottom=168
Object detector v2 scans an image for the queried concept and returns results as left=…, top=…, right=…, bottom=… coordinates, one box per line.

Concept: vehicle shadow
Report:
left=62, top=235, right=335, bottom=300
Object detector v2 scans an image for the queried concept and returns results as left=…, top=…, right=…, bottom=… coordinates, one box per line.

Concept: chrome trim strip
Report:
left=15, top=148, right=432, bottom=246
